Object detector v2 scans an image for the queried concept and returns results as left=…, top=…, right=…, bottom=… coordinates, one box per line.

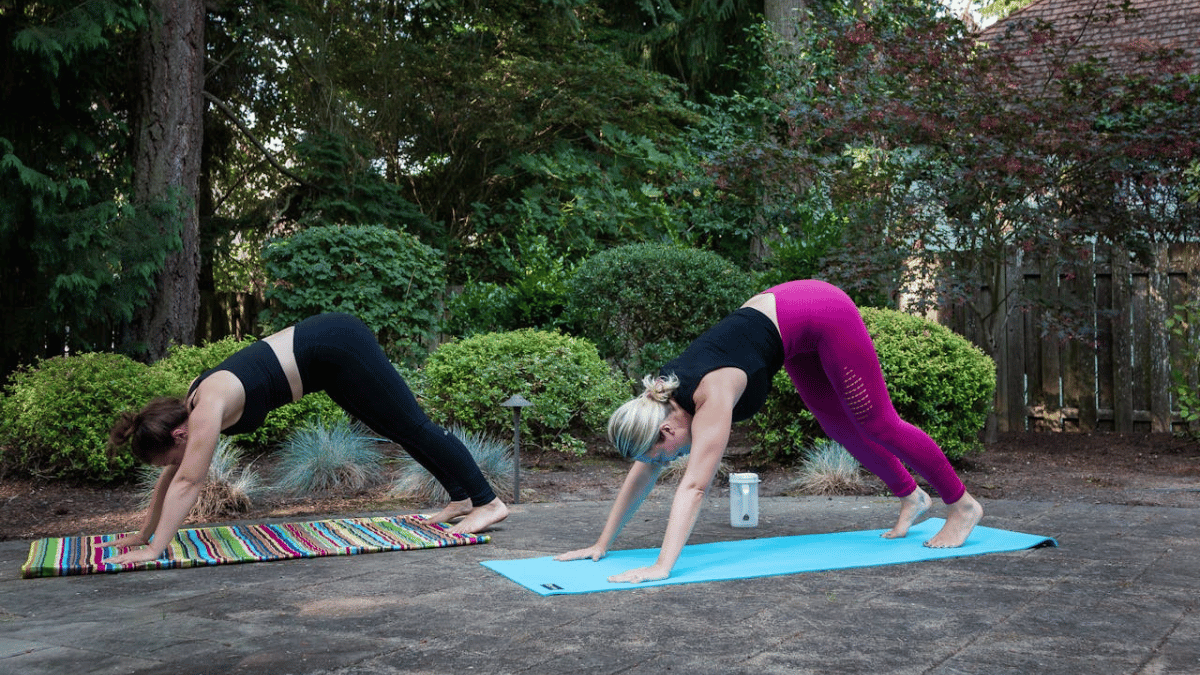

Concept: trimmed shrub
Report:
left=422, top=329, right=628, bottom=454
left=565, top=244, right=757, bottom=376
left=0, top=353, right=182, bottom=481
left=747, top=308, right=995, bottom=464
left=261, top=224, right=445, bottom=365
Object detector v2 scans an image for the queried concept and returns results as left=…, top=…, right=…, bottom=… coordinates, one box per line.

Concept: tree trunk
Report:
left=763, top=0, right=806, bottom=47
left=126, top=0, right=204, bottom=361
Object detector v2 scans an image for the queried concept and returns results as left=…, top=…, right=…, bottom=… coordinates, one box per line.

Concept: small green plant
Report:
left=137, top=438, right=263, bottom=520
left=421, top=329, right=628, bottom=452
left=389, top=426, right=512, bottom=503
left=795, top=440, right=866, bottom=495
left=565, top=244, right=757, bottom=376
left=272, top=418, right=386, bottom=495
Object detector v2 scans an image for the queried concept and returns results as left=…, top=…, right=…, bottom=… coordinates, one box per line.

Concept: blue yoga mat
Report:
left=482, top=518, right=1057, bottom=595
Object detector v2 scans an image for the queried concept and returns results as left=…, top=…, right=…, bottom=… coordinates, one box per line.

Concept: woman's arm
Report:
left=99, top=464, right=176, bottom=550
left=555, top=460, right=664, bottom=562
left=608, top=368, right=744, bottom=583
left=102, top=382, right=232, bottom=565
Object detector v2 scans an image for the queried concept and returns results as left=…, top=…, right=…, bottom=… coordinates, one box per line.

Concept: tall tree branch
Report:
left=203, top=91, right=321, bottom=191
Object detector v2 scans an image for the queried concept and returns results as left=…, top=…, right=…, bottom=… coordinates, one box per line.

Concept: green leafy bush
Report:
left=422, top=329, right=628, bottom=453
left=1167, top=301, right=1200, bottom=437
left=444, top=235, right=575, bottom=336
left=0, top=353, right=182, bottom=481
left=747, top=308, right=995, bottom=464
left=565, top=244, right=756, bottom=376
left=444, top=281, right=519, bottom=337
left=261, top=224, right=444, bottom=365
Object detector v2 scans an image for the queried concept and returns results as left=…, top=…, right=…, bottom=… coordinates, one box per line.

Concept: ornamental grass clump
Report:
left=137, top=438, right=263, bottom=520
left=272, top=418, right=386, bottom=495
left=389, top=426, right=511, bottom=503
left=795, top=440, right=866, bottom=496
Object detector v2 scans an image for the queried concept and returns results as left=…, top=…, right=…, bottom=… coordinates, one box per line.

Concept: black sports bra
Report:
left=659, top=307, right=785, bottom=423
left=187, top=341, right=294, bottom=435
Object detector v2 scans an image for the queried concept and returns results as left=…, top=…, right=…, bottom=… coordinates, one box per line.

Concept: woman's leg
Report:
left=294, top=314, right=498, bottom=508
left=785, top=353, right=930, bottom=538
left=785, top=353, right=918, bottom=498
left=772, top=281, right=980, bottom=546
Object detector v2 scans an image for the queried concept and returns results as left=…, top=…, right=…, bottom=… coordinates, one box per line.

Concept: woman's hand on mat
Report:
left=608, top=565, right=670, bottom=584
left=554, top=545, right=607, bottom=562
left=102, top=546, right=164, bottom=565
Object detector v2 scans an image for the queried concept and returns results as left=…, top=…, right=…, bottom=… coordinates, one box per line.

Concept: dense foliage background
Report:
left=3, top=0, right=1199, bottom=475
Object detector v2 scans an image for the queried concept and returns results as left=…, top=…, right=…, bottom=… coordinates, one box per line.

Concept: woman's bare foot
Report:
left=924, top=492, right=983, bottom=548
left=423, top=499, right=473, bottom=526
left=448, top=498, right=509, bottom=535
left=881, top=486, right=931, bottom=539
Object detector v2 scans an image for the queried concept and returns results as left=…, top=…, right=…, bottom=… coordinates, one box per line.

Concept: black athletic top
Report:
left=188, top=340, right=293, bottom=435
left=659, top=307, right=785, bottom=423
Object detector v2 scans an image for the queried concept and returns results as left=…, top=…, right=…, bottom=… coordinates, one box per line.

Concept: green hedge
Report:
left=261, top=224, right=444, bottom=366
left=746, top=307, right=995, bottom=464
left=421, top=329, right=628, bottom=454
left=565, top=244, right=756, bottom=376
left=0, top=353, right=181, bottom=482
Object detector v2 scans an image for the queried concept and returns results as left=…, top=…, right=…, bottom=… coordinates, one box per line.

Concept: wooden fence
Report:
left=938, top=243, right=1200, bottom=433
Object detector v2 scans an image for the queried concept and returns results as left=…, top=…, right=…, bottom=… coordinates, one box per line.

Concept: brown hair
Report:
left=109, top=397, right=189, bottom=463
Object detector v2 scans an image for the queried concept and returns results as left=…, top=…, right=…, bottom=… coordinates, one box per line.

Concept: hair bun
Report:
left=640, top=373, right=679, bottom=404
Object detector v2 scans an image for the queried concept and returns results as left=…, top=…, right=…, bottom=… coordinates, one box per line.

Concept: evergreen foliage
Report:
left=0, top=1, right=179, bottom=376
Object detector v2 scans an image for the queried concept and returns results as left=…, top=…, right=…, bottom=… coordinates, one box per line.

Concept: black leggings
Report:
left=293, top=313, right=496, bottom=506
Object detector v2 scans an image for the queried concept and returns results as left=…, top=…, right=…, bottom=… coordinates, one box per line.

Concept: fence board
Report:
left=938, top=242, right=1200, bottom=433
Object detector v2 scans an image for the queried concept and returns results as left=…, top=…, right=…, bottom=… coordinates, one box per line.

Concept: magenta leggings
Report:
left=766, top=280, right=965, bottom=504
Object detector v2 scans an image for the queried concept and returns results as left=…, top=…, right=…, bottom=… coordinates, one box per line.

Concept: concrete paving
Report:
left=1, top=494, right=1197, bottom=675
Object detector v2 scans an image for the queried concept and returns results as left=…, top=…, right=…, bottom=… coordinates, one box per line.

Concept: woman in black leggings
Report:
left=103, top=313, right=507, bottom=565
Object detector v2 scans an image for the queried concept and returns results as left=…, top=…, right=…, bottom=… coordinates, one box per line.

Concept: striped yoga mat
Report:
left=21, top=515, right=489, bottom=578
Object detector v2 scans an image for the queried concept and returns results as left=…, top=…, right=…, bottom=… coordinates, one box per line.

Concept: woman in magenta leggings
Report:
left=556, top=280, right=982, bottom=584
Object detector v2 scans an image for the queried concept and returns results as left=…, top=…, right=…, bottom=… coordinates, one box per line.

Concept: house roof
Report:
left=976, top=0, right=1200, bottom=85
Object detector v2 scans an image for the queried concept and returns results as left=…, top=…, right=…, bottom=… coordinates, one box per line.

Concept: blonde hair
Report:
left=607, top=374, right=680, bottom=458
